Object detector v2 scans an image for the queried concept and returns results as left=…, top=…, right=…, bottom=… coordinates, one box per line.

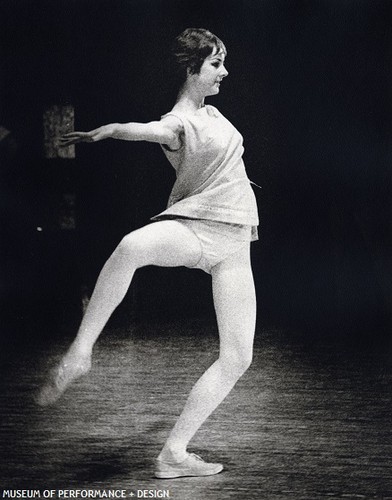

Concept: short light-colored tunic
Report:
left=151, top=104, right=259, bottom=236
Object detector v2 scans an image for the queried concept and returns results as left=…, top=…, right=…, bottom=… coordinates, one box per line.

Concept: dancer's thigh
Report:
left=211, top=244, right=256, bottom=361
left=119, top=220, right=202, bottom=268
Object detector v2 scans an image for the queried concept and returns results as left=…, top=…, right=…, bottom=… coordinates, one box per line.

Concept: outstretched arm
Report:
left=59, top=115, right=182, bottom=150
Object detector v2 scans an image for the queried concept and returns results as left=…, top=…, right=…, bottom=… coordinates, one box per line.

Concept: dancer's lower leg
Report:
left=70, top=248, right=137, bottom=356
left=36, top=248, right=136, bottom=406
left=158, top=354, right=250, bottom=462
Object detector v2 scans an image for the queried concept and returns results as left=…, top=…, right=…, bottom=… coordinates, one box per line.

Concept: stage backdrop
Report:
left=1, top=0, right=391, bottom=341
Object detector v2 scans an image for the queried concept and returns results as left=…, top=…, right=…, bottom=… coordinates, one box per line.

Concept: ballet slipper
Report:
left=36, top=353, right=91, bottom=406
left=155, top=452, right=223, bottom=479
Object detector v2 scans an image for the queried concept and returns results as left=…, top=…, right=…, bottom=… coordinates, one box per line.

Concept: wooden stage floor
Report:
left=0, top=320, right=391, bottom=499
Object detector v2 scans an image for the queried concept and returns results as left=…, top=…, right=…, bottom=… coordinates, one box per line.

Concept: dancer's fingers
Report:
left=58, top=132, right=93, bottom=146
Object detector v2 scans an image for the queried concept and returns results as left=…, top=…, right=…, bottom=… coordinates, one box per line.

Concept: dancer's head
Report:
left=171, top=28, right=227, bottom=85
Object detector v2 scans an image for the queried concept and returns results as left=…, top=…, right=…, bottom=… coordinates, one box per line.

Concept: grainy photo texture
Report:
left=1, top=1, right=391, bottom=499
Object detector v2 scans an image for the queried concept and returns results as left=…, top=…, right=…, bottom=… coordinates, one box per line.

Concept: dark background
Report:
left=1, top=0, right=392, bottom=345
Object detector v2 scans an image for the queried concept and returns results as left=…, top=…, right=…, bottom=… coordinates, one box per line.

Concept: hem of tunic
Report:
left=150, top=214, right=259, bottom=242
left=151, top=205, right=259, bottom=227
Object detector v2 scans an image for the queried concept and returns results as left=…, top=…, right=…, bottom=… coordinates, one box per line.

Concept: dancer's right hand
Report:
left=59, top=131, right=93, bottom=147
left=59, top=125, right=113, bottom=147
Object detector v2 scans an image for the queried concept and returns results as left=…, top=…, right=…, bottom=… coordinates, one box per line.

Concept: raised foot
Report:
left=36, top=354, right=92, bottom=407
left=154, top=453, right=223, bottom=479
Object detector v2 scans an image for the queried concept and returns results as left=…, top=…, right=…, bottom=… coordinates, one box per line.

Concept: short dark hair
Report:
left=171, top=28, right=226, bottom=84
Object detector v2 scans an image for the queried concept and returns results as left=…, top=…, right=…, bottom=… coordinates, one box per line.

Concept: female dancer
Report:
left=38, top=28, right=259, bottom=479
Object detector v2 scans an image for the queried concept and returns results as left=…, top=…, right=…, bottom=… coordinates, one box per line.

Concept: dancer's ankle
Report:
left=158, top=445, right=188, bottom=463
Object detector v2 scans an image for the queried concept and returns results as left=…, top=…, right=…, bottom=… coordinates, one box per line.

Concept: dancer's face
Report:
left=190, top=46, right=228, bottom=96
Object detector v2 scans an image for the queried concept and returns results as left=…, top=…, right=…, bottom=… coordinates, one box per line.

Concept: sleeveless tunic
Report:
left=151, top=104, right=259, bottom=238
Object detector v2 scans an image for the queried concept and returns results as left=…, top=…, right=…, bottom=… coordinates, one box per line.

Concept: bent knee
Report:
left=236, top=352, right=253, bottom=374
left=222, top=350, right=253, bottom=378
left=115, top=232, right=149, bottom=266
